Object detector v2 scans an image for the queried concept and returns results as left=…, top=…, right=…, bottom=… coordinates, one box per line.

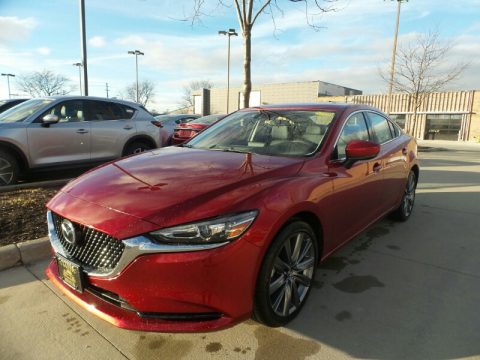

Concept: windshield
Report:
left=0, top=98, right=53, bottom=123
left=187, top=109, right=336, bottom=157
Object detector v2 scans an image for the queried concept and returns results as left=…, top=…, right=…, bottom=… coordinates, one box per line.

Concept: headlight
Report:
left=149, top=210, right=258, bottom=245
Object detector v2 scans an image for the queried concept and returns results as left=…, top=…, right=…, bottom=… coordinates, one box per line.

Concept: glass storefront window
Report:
left=424, top=114, right=462, bottom=141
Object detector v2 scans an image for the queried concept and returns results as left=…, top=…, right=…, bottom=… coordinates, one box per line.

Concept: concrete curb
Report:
left=0, top=237, right=51, bottom=271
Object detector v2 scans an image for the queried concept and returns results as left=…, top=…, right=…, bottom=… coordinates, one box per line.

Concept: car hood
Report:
left=48, top=147, right=304, bottom=237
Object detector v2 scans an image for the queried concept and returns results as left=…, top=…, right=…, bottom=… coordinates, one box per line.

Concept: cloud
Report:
left=89, top=36, right=106, bottom=48
left=0, top=16, right=37, bottom=43
left=36, top=47, right=51, bottom=56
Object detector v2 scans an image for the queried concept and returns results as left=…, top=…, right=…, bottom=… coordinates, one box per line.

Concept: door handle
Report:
left=76, top=129, right=89, bottom=134
left=123, top=125, right=133, bottom=130
left=373, top=162, right=382, bottom=172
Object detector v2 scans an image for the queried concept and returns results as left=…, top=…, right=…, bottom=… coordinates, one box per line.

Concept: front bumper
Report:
left=46, top=227, right=262, bottom=332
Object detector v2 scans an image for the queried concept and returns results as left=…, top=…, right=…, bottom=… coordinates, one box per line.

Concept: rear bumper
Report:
left=45, top=237, right=261, bottom=332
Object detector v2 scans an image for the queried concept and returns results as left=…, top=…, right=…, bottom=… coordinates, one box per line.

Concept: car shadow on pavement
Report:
left=285, top=191, right=480, bottom=360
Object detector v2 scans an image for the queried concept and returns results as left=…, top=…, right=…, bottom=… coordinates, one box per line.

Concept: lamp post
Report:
left=73, top=63, right=83, bottom=95
left=127, top=50, right=144, bottom=103
left=218, top=29, right=238, bottom=113
left=387, top=0, right=408, bottom=115
left=1, top=73, right=15, bottom=99
left=79, top=0, right=88, bottom=95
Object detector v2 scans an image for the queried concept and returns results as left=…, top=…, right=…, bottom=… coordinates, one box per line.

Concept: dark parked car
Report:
left=0, top=98, right=29, bottom=114
left=0, top=96, right=166, bottom=185
left=171, top=114, right=226, bottom=144
left=45, top=103, right=419, bottom=332
left=154, top=114, right=200, bottom=144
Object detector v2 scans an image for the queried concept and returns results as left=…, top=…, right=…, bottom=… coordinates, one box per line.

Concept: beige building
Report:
left=321, top=91, right=479, bottom=142
left=193, top=81, right=479, bottom=142
left=192, top=80, right=361, bottom=115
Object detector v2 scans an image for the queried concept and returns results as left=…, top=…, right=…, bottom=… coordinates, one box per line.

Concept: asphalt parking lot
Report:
left=0, top=140, right=479, bottom=360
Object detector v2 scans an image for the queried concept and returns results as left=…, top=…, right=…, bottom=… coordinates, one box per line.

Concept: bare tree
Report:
left=381, top=31, right=468, bottom=135
left=123, top=80, right=156, bottom=106
left=190, top=0, right=337, bottom=108
left=17, top=70, right=71, bottom=97
left=181, top=80, right=213, bottom=108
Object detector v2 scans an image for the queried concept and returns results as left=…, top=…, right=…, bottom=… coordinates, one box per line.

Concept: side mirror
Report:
left=344, top=140, right=380, bottom=169
left=42, top=114, right=60, bottom=126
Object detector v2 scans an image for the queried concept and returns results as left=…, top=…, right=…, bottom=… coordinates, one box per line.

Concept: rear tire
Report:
left=391, top=170, right=416, bottom=221
left=124, top=141, right=152, bottom=156
left=253, top=221, right=318, bottom=327
left=0, top=150, right=19, bottom=186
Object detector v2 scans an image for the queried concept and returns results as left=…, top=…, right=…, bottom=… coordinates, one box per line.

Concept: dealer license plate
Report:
left=56, top=255, right=84, bottom=293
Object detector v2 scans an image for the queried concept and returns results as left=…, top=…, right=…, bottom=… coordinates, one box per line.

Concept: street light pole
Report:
left=79, top=0, right=88, bottom=95
left=387, top=0, right=407, bottom=115
left=73, top=63, right=83, bottom=95
left=1, top=73, right=15, bottom=99
left=128, top=50, right=144, bottom=103
left=218, top=29, right=238, bottom=113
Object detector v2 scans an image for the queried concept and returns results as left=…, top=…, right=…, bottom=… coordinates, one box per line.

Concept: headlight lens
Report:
left=149, top=210, right=258, bottom=245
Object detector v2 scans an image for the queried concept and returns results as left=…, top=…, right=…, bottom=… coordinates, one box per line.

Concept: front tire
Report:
left=0, top=150, right=19, bottom=186
left=253, top=221, right=318, bottom=327
left=391, top=170, right=417, bottom=221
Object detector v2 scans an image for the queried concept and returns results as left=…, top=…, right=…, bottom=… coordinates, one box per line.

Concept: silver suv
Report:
left=0, top=96, right=167, bottom=185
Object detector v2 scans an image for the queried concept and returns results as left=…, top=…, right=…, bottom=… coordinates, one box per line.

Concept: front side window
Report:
left=38, top=100, right=85, bottom=123
left=0, top=99, right=53, bottom=123
left=367, top=112, right=393, bottom=144
left=188, top=109, right=336, bottom=157
left=334, top=112, right=370, bottom=160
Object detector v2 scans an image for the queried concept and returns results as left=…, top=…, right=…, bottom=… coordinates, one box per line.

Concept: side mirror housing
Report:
left=42, top=114, right=60, bottom=127
left=344, top=140, right=380, bottom=169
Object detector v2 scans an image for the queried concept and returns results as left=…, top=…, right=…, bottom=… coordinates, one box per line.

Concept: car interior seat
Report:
left=269, top=126, right=289, bottom=146
left=303, top=125, right=324, bottom=144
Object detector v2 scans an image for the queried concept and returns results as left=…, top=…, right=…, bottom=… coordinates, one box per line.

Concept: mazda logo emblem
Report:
left=61, top=219, right=77, bottom=245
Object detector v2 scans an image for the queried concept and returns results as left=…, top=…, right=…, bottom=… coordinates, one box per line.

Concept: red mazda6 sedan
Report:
left=45, top=103, right=419, bottom=332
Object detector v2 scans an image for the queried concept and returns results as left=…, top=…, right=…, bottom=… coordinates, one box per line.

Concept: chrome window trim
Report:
left=47, top=211, right=229, bottom=279
left=331, top=110, right=370, bottom=161
left=364, top=111, right=397, bottom=145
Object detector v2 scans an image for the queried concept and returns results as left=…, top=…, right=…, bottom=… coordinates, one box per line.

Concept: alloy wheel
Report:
left=402, top=172, right=416, bottom=217
left=269, top=231, right=315, bottom=317
left=0, top=157, right=14, bottom=185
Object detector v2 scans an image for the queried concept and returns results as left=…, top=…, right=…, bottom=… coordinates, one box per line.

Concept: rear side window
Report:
left=366, top=112, right=393, bottom=144
left=85, top=101, right=135, bottom=121
left=334, top=112, right=370, bottom=159
left=388, top=120, right=401, bottom=138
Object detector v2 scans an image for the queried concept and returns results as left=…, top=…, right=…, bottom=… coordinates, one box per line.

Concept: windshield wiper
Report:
left=208, top=144, right=250, bottom=154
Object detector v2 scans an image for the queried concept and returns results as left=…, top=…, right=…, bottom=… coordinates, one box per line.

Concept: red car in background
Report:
left=45, top=103, right=419, bottom=332
left=171, top=114, right=225, bottom=144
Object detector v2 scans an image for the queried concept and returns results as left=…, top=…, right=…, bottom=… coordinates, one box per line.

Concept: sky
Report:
left=0, top=0, right=479, bottom=112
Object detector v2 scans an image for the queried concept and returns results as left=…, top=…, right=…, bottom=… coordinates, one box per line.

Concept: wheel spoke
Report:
left=0, top=163, right=11, bottom=171
left=269, top=275, right=286, bottom=295
left=291, top=233, right=304, bottom=263
left=282, top=282, right=292, bottom=316
left=296, top=241, right=312, bottom=264
left=272, top=286, right=286, bottom=312
left=293, top=273, right=311, bottom=287
left=295, top=257, right=314, bottom=272
left=291, top=281, right=301, bottom=308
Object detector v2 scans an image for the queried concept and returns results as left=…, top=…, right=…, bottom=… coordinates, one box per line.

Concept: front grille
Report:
left=52, top=212, right=125, bottom=271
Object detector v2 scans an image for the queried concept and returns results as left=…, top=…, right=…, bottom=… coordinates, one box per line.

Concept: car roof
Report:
left=37, top=95, right=141, bottom=107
